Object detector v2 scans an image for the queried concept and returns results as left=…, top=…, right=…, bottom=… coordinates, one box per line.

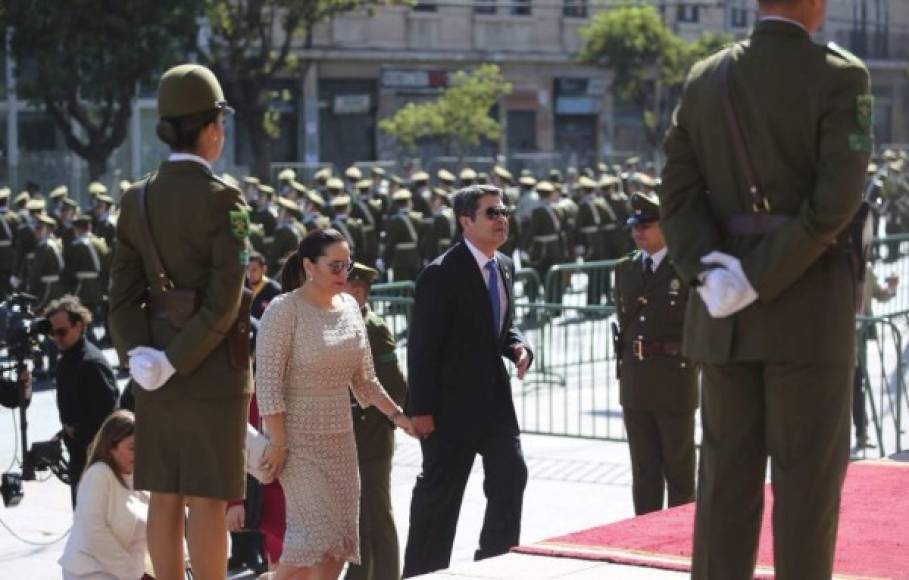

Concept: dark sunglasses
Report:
left=483, top=207, right=512, bottom=220
left=51, top=326, right=72, bottom=338
left=324, top=259, right=355, bottom=275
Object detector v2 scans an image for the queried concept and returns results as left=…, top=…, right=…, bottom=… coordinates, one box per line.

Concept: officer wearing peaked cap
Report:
left=343, top=262, right=407, bottom=580
left=576, top=176, right=612, bottom=305
left=351, top=179, right=381, bottom=270
left=459, top=167, right=477, bottom=186
left=64, top=213, right=110, bottom=318
left=613, top=191, right=696, bottom=517
left=523, top=181, right=565, bottom=303
left=0, top=189, right=17, bottom=298
left=108, top=63, right=251, bottom=580
left=269, top=196, right=305, bottom=274
left=660, top=1, right=873, bottom=576
left=385, top=190, right=422, bottom=281
left=409, top=171, right=433, bottom=219
left=330, top=194, right=366, bottom=261
left=28, top=213, right=65, bottom=311
left=91, top=194, right=117, bottom=250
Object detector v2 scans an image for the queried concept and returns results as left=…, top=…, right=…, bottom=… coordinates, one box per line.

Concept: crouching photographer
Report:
left=44, top=295, right=118, bottom=507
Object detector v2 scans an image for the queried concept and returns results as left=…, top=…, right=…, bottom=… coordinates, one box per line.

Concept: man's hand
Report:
left=225, top=504, right=246, bottom=533
left=513, top=344, right=531, bottom=380
left=411, top=415, right=435, bottom=439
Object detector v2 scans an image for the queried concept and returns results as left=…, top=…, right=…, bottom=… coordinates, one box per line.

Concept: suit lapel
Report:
left=455, top=243, right=497, bottom=336
left=495, top=254, right=513, bottom=341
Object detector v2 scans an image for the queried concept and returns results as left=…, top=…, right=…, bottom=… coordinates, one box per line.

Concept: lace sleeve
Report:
left=255, top=292, right=294, bottom=416
left=348, top=297, right=385, bottom=409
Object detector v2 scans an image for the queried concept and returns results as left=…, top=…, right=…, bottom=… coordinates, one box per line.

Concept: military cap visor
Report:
left=49, top=185, right=68, bottom=199
left=0, top=188, right=10, bottom=200
left=35, top=213, right=57, bottom=228
left=626, top=192, right=661, bottom=225
left=157, top=64, right=233, bottom=119
left=348, top=262, right=378, bottom=285
left=72, top=213, right=93, bottom=226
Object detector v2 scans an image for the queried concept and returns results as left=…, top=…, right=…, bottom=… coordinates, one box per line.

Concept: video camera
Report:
left=0, top=293, right=61, bottom=508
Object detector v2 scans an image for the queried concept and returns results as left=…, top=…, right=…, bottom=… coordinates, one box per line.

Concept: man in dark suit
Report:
left=403, top=185, right=533, bottom=577
left=660, top=0, right=872, bottom=577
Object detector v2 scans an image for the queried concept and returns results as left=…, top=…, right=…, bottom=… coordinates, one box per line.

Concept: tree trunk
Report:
left=87, top=151, right=108, bottom=183
left=243, top=111, right=273, bottom=181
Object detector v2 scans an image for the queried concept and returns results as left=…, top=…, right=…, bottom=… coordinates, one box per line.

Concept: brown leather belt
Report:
left=146, top=289, right=199, bottom=328
left=630, top=339, right=682, bottom=360
left=721, top=213, right=791, bottom=237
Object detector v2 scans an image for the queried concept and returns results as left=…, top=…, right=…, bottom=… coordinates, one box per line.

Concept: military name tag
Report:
left=856, top=94, right=875, bottom=132
left=229, top=208, right=250, bottom=241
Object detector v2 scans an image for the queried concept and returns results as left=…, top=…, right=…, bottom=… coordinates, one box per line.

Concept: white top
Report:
left=641, top=246, right=668, bottom=272
left=59, top=463, right=151, bottom=579
left=464, top=237, right=508, bottom=332
left=168, top=152, right=212, bottom=171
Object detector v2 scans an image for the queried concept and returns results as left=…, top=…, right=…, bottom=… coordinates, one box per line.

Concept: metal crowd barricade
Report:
left=365, top=294, right=414, bottom=369
left=855, top=313, right=908, bottom=457
left=514, top=268, right=543, bottom=303
left=513, top=302, right=624, bottom=440
left=542, top=259, right=619, bottom=307
left=869, top=234, right=909, bottom=315
left=369, top=281, right=415, bottom=324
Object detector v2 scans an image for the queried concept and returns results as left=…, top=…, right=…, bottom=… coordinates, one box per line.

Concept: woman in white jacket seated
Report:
left=60, top=410, right=153, bottom=579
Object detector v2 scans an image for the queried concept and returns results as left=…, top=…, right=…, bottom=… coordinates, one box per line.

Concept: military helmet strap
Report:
left=720, top=50, right=771, bottom=213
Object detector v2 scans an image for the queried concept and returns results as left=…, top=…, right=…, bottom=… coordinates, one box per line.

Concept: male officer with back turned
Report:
left=659, top=0, right=873, bottom=578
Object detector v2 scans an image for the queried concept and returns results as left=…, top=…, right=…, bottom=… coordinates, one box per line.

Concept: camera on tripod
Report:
left=0, top=292, right=65, bottom=508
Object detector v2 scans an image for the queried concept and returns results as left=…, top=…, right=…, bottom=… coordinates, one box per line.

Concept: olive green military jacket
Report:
left=351, top=197, right=380, bottom=261
left=353, top=305, right=407, bottom=463
left=383, top=212, right=421, bottom=272
left=332, top=216, right=365, bottom=261
left=613, top=251, right=698, bottom=412
left=0, top=211, right=16, bottom=273
left=14, top=222, right=37, bottom=281
left=524, top=202, right=565, bottom=265
left=269, top=221, right=302, bottom=274
left=660, top=20, right=872, bottom=364
left=29, top=238, right=65, bottom=310
left=64, top=235, right=109, bottom=305
left=577, top=196, right=609, bottom=260
left=421, top=208, right=456, bottom=263
left=109, top=160, right=252, bottom=401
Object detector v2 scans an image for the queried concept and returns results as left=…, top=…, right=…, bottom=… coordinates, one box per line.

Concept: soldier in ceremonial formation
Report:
left=383, top=189, right=422, bottom=282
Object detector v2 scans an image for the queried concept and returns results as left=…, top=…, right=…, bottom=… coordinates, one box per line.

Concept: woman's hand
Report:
left=393, top=414, right=419, bottom=438
left=225, top=504, right=245, bottom=533
left=261, top=441, right=289, bottom=481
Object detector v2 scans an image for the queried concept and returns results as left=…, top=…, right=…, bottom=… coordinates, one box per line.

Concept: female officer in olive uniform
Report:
left=109, top=64, right=252, bottom=580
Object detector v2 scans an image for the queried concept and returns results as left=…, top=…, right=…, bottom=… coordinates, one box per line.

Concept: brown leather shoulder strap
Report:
left=136, top=174, right=173, bottom=293
left=719, top=49, right=769, bottom=213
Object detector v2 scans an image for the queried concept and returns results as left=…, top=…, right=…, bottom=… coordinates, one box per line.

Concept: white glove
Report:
left=697, top=251, right=758, bottom=318
left=127, top=347, right=176, bottom=391
left=375, top=258, right=385, bottom=272
left=9, top=275, right=20, bottom=289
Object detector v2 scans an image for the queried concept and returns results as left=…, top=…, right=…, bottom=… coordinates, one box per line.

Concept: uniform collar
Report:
left=641, top=246, right=668, bottom=272
left=754, top=16, right=810, bottom=39
left=168, top=152, right=212, bottom=172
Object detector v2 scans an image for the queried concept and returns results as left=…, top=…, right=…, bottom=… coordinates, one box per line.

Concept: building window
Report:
left=731, top=7, right=748, bottom=28
left=563, top=0, right=588, bottom=18
left=475, top=0, right=496, bottom=15
left=676, top=4, right=700, bottom=24
left=413, top=1, right=436, bottom=12
left=511, top=0, right=532, bottom=16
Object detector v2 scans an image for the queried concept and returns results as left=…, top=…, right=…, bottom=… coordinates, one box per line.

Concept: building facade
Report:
left=1, top=1, right=908, bottom=194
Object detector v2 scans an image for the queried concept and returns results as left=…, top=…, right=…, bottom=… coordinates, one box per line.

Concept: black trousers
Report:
left=63, top=438, right=87, bottom=508
left=402, top=431, right=528, bottom=578
left=693, top=362, right=852, bottom=580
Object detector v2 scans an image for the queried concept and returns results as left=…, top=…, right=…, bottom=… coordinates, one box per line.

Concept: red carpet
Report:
left=514, top=461, right=909, bottom=579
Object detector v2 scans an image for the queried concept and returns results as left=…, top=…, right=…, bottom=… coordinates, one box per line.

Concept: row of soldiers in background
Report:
left=867, top=148, right=909, bottom=262
left=236, top=157, right=660, bottom=307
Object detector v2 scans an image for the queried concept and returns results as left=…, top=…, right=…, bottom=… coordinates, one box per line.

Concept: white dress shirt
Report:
left=641, top=246, right=668, bottom=272
left=168, top=152, right=212, bottom=171
left=464, top=237, right=507, bottom=333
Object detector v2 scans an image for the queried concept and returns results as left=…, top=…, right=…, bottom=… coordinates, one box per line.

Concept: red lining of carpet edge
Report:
left=514, top=461, right=909, bottom=579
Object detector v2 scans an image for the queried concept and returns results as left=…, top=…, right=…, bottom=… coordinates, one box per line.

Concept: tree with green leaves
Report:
left=379, top=63, right=512, bottom=160
left=1, top=1, right=198, bottom=180
left=199, top=0, right=410, bottom=179
left=579, top=6, right=731, bottom=147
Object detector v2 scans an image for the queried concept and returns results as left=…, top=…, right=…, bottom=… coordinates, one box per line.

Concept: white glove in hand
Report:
left=127, top=347, right=176, bottom=391
left=9, top=275, right=20, bottom=289
left=697, top=251, right=758, bottom=318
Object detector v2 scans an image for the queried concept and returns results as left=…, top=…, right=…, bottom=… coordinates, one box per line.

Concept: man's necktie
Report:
left=642, top=256, right=654, bottom=286
left=485, top=259, right=501, bottom=333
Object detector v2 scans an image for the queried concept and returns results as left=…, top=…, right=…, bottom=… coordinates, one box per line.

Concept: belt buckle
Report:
left=632, top=339, right=644, bottom=361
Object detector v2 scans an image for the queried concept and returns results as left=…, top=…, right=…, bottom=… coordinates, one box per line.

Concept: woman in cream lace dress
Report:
left=256, top=229, right=415, bottom=580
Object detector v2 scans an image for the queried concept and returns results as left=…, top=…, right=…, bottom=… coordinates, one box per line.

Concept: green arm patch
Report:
left=375, top=351, right=398, bottom=365
left=229, top=209, right=250, bottom=241
left=848, top=133, right=873, bottom=152
left=856, top=95, right=875, bottom=131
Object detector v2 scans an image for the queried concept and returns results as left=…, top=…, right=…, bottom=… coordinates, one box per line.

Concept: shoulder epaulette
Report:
left=826, top=41, right=863, bottom=65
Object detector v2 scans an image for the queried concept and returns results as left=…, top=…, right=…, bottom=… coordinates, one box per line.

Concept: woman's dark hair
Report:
left=280, top=228, right=347, bottom=292
left=85, top=410, right=135, bottom=489
left=156, top=108, right=221, bottom=151
left=453, top=184, right=502, bottom=233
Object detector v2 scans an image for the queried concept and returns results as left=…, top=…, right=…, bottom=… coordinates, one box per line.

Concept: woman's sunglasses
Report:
left=324, top=260, right=355, bottom=275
